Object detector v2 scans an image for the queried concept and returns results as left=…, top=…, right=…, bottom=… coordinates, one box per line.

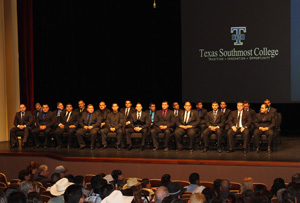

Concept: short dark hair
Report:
left=162, top=101, right=169, bottom=105
left=18, top=170, right=31, bottom=181
left=220, top=101, right=226, bottom=104
left=50, top=173, right=61, bottom=184
left=66, top=103, right=72, bottom=107
left=142, top=178, right=150, bottom=188
left=149, top=102, right=155, bottom=107
left=27, top=192, right=42, bottom=203
left=74, top=175, right=84, bottom=187
left=292, top=173, right=300, bottom=183
left=64, top=185, right=83, bottom=203
left=7, top=191, right=26, bottom=203
left=243, top=100, right=250, bottom=104
left=100, top=184, right=114, bottom=200
left=237, top=101, right=244, bottom=105
left=161, top=174, right=171, bottom=187
left=196, top=101, right=203, bottom=105
left=212, top=101, right=219, bottom=105
left=87, top=104, right=93, bottom=108
left=56, top=102, right=63, bottom=106
left=189, top=173, right=200, bottom=184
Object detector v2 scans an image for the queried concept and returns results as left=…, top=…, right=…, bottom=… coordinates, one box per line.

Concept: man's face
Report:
left=244, top=103, right=250, bottom=110
left=184, top=102, right=192, bottom=111
left=173, top=103, right=179, bottom=110
left=19, top=105, right=26, bottom=113
left=162, top=102, right=169, bottom=110
left=112, top=104, right=119, bottom=112
left=78, top=101, right=85, bottom=109
left=220, top=102, right=227, bottom=109
left=149, top=104, right=156, bottom=111
left=136, top=104, right=143, bottom=112
left=196, top=103, right=203, bottom=109
left=87, top=105, right=94, bottom=114
left=260, top=105, right=268, bottom=114
left=125, top=101, right=132, bottom=108
left=237, top=103, right=244, bottom=111
left=212, top=103, right=219, bottom=111
left=42, top=167, right=49, bottom=177
left=66, top=105, right=73, bottom=112
left=57, top=103, right=64, bottom=110
left=264, top=100, right=271, bottom=108
left=42, top=105, right=49, bottom=113
left=35, top=104, right=41, bottom=111
left=99, top=102, right=106, bottom=110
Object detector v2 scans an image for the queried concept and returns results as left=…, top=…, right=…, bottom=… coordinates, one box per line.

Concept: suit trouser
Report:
left=227, top=128, right=250, bottom=150
left=32, top=127, right=52, bottom=146
left=151, top=127, right=172, bottom=148
left=76, top=128, right=98, bottom=147
left=54, top=127, right=76, bottom=146
left=10, top=127, right=31, bottom=145
left=174, top=128, right=199, bottom=149
left=100, top=128, right=123, bottom=145
left=126, top=128, right=147, bottom=147
left=253, top=129, right=274, bottom=148
left=202, top=128, right=223, bottom=148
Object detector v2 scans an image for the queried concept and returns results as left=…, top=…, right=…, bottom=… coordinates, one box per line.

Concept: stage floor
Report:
left=1, top=135, right=300, bottom=165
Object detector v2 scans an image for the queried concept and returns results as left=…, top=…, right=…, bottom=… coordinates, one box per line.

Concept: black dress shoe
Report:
left=126, top=146, right=132, bottom=151
left=21, top=143, right=26, bottom=149
left=10, top=143, right=17, bottom=149
left=243, top=149, right=247, bottom=154
left=117, top=145, right=121, bottom=151
left=164, top=147, right=169, bottom=152
left=101, top=145, right=107, bottom=150
left=140, top=146, right=144, bottom=151
left=255, top=148, right=259, bottom=154
left=218, top=148, right=222, bottom=153
left=176, top=147, right=183, bottom=152
left=79, top=145, right=86, bottom=150
left=201, top=148, right=208, bottom=153
left=153, top=146, right=159, bottom=151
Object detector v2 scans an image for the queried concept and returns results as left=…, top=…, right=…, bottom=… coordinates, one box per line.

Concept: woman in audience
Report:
left=26, top=192, right=42, bottom=203
left=26, top=162, right=40, bottom=181
left=241, top=177, right=253, bottom=193
left=18, top=170, right=31, bottom=183
left=161, top=174, right=171, bottom=187
left=111, top=170, right=125, bottom=189
left=270, top=178, right=286, bottom=198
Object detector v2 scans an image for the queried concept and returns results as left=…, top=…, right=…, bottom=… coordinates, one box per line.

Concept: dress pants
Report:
left=10, top=127, right=31, bottom=145
left=174, top=128, right=199, bottom=149
left=202, top=127, right=223, bottom=148
left=100, top=128, right=123, bottom=145
left=151, top=127, right=172, bottom=148
left=76, top=128, right=99, bottom=147
left=227, top=128, right=250, bottom=150
left=253, top=129, right=274, bottom=148
left=126, top=128, right=147, bottom=147
left=32, top=127, right=52, bottom=146
left=54, top=127, right=76, bottom=147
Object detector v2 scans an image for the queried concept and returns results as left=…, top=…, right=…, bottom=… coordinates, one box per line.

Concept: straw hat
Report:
left=122, top=178, right=140, bottom=190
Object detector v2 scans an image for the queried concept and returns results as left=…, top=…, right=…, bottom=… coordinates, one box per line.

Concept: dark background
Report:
left=20, top=0, right=299, bottom=134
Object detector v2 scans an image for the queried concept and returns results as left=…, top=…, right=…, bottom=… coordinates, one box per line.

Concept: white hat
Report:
left=101, top=190, right=134, bottom=203
left=50, top=178, right=74, bottom=196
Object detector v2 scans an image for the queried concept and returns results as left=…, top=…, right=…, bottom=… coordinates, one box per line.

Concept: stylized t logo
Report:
left=231, top=27, right=246, bottom=46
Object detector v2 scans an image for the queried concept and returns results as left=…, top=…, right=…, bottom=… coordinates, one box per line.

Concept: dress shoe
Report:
left=101, top=145, right=107, bottom=150
left=201, top=148, right=208, bottom=153
left=35, top=144, right=40, bottom=149
left=153, top=146, right=159, bottom=151
left=164, top=147, right=169, bottom=152
left=116, top=145, right=121, bottom=151
left=21, top=143, right=26, bottom=149
left=126, top=146, right=132, bottom=151
left=79, top=145, right=86, bottom=150
left=10, top=143, right=17, bottom=149
left=189, top=148, right=194, bottom=152
left=90, top=146, right=95, bottom=150
left=218, top=148, right=222, bottom=153
left=140, top=146, right=144, bottom=151
left=176, top=147, right=183, bottom=152
left=267, top=147, right=272, bottom=154
left=243, top=149, right=247, bottom=154
left=255, top=148, right=259, bottom=154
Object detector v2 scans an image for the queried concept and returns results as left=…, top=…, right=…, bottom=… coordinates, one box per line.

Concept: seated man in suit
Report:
left=202, top=101, right=225, bottom=153
left=120, top=100, right=135, bottom=128
left=100, top=103, right=124, bottom=151
left=76, top=104, right=101, bottom=150
left=10, top=104, right=34, bottom=149
left=253, top=103, right=276, bottom=154
left=227, top=101, right=252, bottom=154
left=174, top=101, right=200, bottom=152
left=126, top=103, right=150, bottom=151
left=243, top=100, right=256, bottom=120
left=196, top=101, right=208, bottom=133
left=264, top=99, right=277, bottom=115
left=172, top=102, right=183, bottom=119
left=53, top=102, right=65, bottom=119
left=151, top=101, right=175, bottom=152
left=145, top=103, right=156, bottom=146
left=74, top=100, right=87, bottom=117
left=33, top=103, right=42, bottom=121
left=32, top=104, right=55, bottom=149
left=54, top=103, right=79, bottom=150
left=95, top=101, right=111, bottom=130
left=220, top=101, right=231, bottom=120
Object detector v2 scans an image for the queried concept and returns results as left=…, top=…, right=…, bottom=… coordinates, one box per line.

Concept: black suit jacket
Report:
left=196, top=108, right=208, bottom=124
left=36, top=111, right=56, bottom=128
left=13, top=111, right=34, bottom=127
left=74, top=107, right=87, bottom=117
left=145, top=110, right=156, bottom=123
left=95, top=109, right=112, bottom=123
left=173, top=109, right=184, bottom=118
left=105, top=111, right=124, bottom=130
left=227, top=110, right=252, bottom=129
left=58, top=111, right=80, bottom=127
left=33, top=109, right=42, bottom=121
left=79, top=112, right=101, bottom=128
left=176, top=110, right=200, bottom=128
left=244, top=108, right=256, bottom=120
left=120, top=107, right=136, bottom=122
left=221, top=108, right=231, bottom=121
left=129, top=111, right=150, bottom=129
left=205, top=110, right=225, bottom=128
left=254, top=112, right=275, bottom=129
left=154, top=109, right=176, bottom=128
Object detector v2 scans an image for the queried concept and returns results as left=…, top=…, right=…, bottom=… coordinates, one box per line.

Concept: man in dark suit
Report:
left=174, top=101, right=200, bottom=152
left=151, top=101, right=176, bottom=152
left=172, top=102, right=183, bottom=119
left=120, top=100, right=135, bottom=147
left=264, top=99, right=278, bottom=115
left=243, top=101, right=256, bottom=120
left=145, top=103, right=156, bottom=146
left=253, top=103, right=276, bottom=154
left=54, top=103, right=79, bottom=149
left=126, top=103, right=150, bottom=151
left=226, top=101, right=252, bottom=154
left=33, top=103, right=42, bottom=122
left=10, top=104, right=34, bottom=149
left=100, top=103, right=124, bottom=151
left=95, top=101, right=111, bottom=130
left=32, top=104, right=55, bottom=148
left=76, top=104, right=101, bottom=150
left=202, top=101, right=225, bottom=153
left=74, top=100, right=87, bottom=117
left=196, top=101, right=208, bottom=133
left=53, top=102, right=65, bottom=119
left=220, top=101, right=231, bottom=120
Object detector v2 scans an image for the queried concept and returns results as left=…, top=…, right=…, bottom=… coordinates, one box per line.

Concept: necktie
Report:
left=66, top=112, right=71, bottom=122
left=163, top=110, right=166, bottom=116
left=137, top=113, right=141, bottom=120
left=42, top=113, right=46, bottom=120
left=184, top=111, right=189, bottom=124
left=237, top=112, right=241, bottom=128
left=87, top=113, right=91, bottom=126
left=125, top=108, right=129, bottom=116
left=175, top=110, right=178, bottom=117
left=213, top=111, right=217, bottom=122
left=21, top=112, right=24, bottom=119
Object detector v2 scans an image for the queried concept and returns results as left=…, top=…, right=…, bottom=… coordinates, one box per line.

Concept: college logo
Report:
left=231, top=27, right=246, bottom=46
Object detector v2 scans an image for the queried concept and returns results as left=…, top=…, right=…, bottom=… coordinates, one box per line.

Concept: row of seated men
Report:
left=9, top=99, right=280, bottom=154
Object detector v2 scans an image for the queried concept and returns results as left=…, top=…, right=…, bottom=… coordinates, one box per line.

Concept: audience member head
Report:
left=161, top=174, right=171, bottom=187
left=100, top=184, right=114, bottom=200
left=64, top=185, right=84, bottom=203
left=254, top=184, right=267, bottom=195
left=54, top=165, right=67, bottom=178
left=0, top=190, right=6, bottom=203
left=155, top=186, right=169, bottom=203
left=141, top=178, right=151, bottom=189
left=242, top=190, right=253, bottom=202
left=65, top=174, right=75, bottom=183
left=50, top=178, right=74, bottom=197
left=292, top=173, right=300, bottom=184
left=26, top=162, right=40, bottom=176
left=50, top=173, right=61, bottom=184
left=242, top=177, right=253, bottom=192
left=189, top=173, right=200, bottom=185
left=74, top=176, right=85, bottom=188
left=37, top=165, right=49, bottom=178
left=220, top=179, right=230, bottom=192
left=19, top=182, right=33, bottom=195
left=190, top=193, right=206, bottom=203
left=111, top=169, right=124, bottom=187
left=7, top=191, right=26, bottom=203
left=167, top=182, right=186, bottom=199
left=123, top=178, right=141, bottom=191
left=91, top=176, right=107, bottom=194
left=270, top=178, right=286, bottom=196
left=26, top=192, right=42, bottom=203
left=18, top=170, right=31, bottom=182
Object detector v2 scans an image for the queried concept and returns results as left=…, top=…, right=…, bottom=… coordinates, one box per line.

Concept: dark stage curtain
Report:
left=17, top=0, right=35, bottom=112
